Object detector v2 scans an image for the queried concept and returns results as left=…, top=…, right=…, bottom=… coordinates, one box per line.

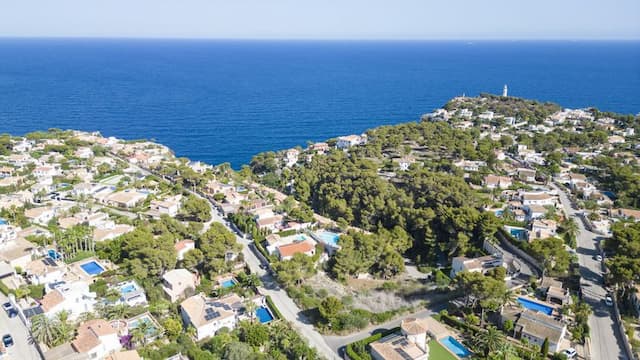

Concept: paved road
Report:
left=322, top=305, right=445, bottom=356
left=0, top=294, right=41, bottom=360
left=208, top=208, right=341, bottom=359
left=552, top=183, right=628, bottom=360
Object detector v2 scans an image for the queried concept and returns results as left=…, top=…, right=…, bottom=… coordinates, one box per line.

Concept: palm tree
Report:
left=499, top=289, right=518, bottom=313
left=473, top=326, right=506, bottom=358
left=56, top=310, right=74, bottom=343
left=131, top=327, right=145, bottom=347
left=30, top=314, right=62, bottom=347
left=489, top=342, right=518, bottom=360
left=244, top=300, right=258, bottom=323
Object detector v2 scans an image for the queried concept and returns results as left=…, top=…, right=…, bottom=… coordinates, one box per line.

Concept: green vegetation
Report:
left=428, top=339, right=458, bottom=360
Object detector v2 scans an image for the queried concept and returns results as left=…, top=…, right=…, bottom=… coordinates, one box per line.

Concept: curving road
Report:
left=552, top=183, right=628, bottom=360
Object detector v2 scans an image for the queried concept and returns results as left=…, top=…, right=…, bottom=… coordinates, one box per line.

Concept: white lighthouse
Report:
left=502, top=84, right=508, bottom=97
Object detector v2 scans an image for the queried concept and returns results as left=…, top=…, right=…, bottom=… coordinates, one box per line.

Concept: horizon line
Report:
left=0, top=35, right=639, bottom=42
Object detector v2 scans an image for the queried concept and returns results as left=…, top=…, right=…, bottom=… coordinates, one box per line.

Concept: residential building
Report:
left=521, top=192, right=556, bottom=207
left=162, top=269, right=199, bottom=303
left=310, top=142, right=330, bottom=154
left=180, top=293, right=242, bottom=341
left=454, top=160, right=487, bottom=172
left=514, top=310, right=566, bottom=353
left=105, top=191, right=147, bottom=208
left=24, top=206, right=56, bottom=225
left=71, top=319, right=121, bottom=360
left=610, top=208, right=640, bottom=222
left=93, top=224, right=134, bottom=242
left=517, top=168, right=536, bottom=183
left=25, top=258, right=66, bottom=286
left=483, top=175, right=512, bottom=189
left=276, top=240, right=316, bottom=261
left=285, top=149, right=299, bottom=167
left=0, top=237, right=36, bottom=269
left=370, top=318, right=430, bottom=360
left=40, top=281, right=97, bottom=320
left=529, top=219, right=558, bottom=241
left=450, top=254, right=504, bottom=278
left=148, top=195, right=182, bottom=218
left=336, top=134, right=366, bottom=149
left=175, top=240, right=195, bottom=261
left=524, top=204, right=547, bottom=221
left=74, top=147, right=94, bottom=159
left=256, top=214, right=284, bottom=232
left=114, top=280, right=147, bottom=307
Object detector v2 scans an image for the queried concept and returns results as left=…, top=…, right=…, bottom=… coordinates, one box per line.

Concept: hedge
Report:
left=265, top=295, right=284, bottom=320
left=345, top=327, right=400, bottom=360
left=254, top=240, right=270, bottom=262
left=0, top=281, right=11, bottom=296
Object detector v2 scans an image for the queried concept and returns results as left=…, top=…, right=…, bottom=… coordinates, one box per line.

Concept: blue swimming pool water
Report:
left=256, top=306, right=274, bottom=324
left=221, top=279, right=236, bottom=288
left=495, top=210, right=504, bottom=217
left=517, top=297, right=554, bottom=315
left=316, top=231, right=340, bottom=246
left=80, top=261, right=105, bottom=276
left=510, top=228, right=527, bottom=240
left=121, top=284, right=137, bottom=294
left=440, top=336, right=471, bottom=358
left=0, top=218, right=6, bottom=225
left=129, top=317, right=157, bottom=335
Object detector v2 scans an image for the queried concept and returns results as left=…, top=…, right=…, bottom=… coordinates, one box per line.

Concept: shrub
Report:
left=265, top=296, right=283, bottom=320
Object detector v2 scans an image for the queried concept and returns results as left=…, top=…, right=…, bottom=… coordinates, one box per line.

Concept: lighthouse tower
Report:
left=502, top=84, right=508, bottom=97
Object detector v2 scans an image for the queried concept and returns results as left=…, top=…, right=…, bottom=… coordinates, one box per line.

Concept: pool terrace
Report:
left=127, top=312, right=163, bottom=341
left=67, top=257, right=115, bottom=282
left=115, top=280, right=148, bottom=307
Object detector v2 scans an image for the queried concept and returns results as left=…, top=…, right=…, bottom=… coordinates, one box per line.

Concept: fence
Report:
left=495, top=229, right=543, bottom=276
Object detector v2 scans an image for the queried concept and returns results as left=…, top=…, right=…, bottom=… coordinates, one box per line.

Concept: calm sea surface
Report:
left=0, top=39, right=638, bottom=167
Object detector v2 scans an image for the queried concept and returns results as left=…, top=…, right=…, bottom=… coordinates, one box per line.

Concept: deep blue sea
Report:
left=0, top=39, right=638, bottom=167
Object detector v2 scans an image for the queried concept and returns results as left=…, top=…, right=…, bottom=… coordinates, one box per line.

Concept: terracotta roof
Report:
left=522, top=193, right=553, bottom=201
left=277, top=240, right=315, bottom=258
left=400, top=317, right=429, bottom=335
left=175, top=240, right=195, bottom=252
left=72, top=319, right=117, bottom=353
left=40, top=289, right=64, bottom=312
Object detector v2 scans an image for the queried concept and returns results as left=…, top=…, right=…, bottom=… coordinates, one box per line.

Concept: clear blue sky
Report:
left=1, top=0, right=639, bottom=40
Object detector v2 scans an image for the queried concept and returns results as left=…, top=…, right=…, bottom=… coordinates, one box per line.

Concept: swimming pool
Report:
left=128, top=316, right=158, bottom=336
left=316, top=231, right=340, bottom=246
left=80, top=261, right=105, bottom=276
left=221, top=279, right=237, bottom=288
left=48, top=249, right=61, bottom=260
left=495, top=210, right=504, bottom=217
left=121, top=284, right=137, bottom=294
left=510, top=228, right=527, bottom=240
left=440, top=336, right=471, bottom=358
left=517, top=297, right=554, bottom=315
left=256, top=306, right=274, bottom=323
left=0, top=218, right=6, bottom=225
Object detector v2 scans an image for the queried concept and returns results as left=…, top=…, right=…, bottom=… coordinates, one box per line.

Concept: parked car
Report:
left=1, top=302, right=12, bottom=312
left=2, top=302, right=17, bottom=318
left=563, top=348, right=577, bottom=359
left=595, top=255, right=603, bottom=262
left=605, top=296, right=613, bottom=306
left=2, top=335, right=13, bottom=348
